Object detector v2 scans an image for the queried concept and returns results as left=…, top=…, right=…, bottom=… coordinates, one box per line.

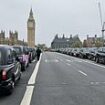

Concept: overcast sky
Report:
left=0, top=0, right=105, bottom=46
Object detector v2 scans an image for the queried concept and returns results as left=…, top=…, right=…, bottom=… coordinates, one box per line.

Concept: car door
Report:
left=11, top=49, right=21, bottom=81
left=7, top=49, right=19, bottom=81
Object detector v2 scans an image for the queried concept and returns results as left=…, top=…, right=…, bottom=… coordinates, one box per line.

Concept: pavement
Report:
left=1, top=52, right=105, bottom=105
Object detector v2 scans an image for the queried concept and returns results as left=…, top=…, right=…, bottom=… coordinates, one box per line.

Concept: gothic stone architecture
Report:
left=0, top=30, right=27, bottom=46
left=51, top=34, right=82, bottom=49
left=0, top=8, right=35, bottom=47
left=27, top=8, right=35, bottom=48
left=83, top=35, right=104, bottom=47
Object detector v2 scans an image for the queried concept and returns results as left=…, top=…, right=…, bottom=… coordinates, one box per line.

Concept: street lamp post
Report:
left=102, top=22, right=105, bottom=47
left=97, top=2, right=105, bottom=46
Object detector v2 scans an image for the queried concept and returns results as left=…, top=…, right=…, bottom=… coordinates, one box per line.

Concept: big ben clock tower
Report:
left=27, top=8, right=35, bottom=47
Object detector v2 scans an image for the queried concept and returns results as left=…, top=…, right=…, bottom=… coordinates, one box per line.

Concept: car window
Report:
left=98, top=48, right=102, bottom=52
left=11, top=50, right=17, bottom=58
left=102, top=48, right=105, bottom=52
left=8, top=49, right=14, bottom=62
left=0, top=51, right=2, bottom=65
left=0, top=48, right=7, bottom=65
left=14, top=47, right=22, bottom=55
left=7, top=49, right=11, bottom=59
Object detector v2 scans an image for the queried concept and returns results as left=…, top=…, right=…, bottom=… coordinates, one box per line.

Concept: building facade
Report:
left=0, top=30, right=27, bottom=46
left=0, top=31, right=5, bottom=44
left=51, top=34, right=82, bottom=49
left=27, top=8, right=35, bottom=48
left=83, top=35, right=104, bottom=47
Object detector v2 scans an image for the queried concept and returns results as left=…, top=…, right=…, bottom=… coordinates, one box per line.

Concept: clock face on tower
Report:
left=28, top=21, right=34, bottom=28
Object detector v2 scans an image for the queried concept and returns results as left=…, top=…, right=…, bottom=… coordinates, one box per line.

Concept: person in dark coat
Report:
left=36, top=47, right=41, bottom=61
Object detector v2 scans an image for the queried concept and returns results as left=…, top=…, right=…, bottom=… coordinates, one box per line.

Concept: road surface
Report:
left=1, top=52, right=105, bottom=105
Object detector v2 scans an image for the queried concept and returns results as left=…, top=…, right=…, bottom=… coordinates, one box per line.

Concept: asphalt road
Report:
left=0, top=59, right=37, bottom=105
left=1, top=52, right=105, bottom=105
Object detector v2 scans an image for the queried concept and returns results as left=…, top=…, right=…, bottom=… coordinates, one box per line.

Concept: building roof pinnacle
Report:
left=29, top=8, right=34, bottom=20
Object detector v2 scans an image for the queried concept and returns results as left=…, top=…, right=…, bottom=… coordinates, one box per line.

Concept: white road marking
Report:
left=66, top=59, right=73, bottom=62
left=95, top=82, right=99, bottom=85
left=90, top=82, right=94, bottom=85
left=83, top=60, right=105, bottom=69
left=28, top=54, right=42, bottom=85
left=66, top=55, right=105, bottom=69
left=20, top=86, right=34, bottom=105
left=45, top=59, right=59, bottom=63
left=78, top=70, right=87, bottom=76
left=75, top=60, right=82, bottom=62
left=90, top=82, right=100, bottom=85
left=90, top=81, right=105, bottom=85
left=20, top=54, right=42, bottom=105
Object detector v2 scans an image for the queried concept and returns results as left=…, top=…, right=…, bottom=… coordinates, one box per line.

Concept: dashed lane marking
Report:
left=74, top=60, right=82, bottom=62
left=78, top=70, right=87, bottom=76
left=66, top=59, right=73, bottom=62
left=66, top=59, right=82, bottom=63
left=45, top=59, right=59, bottom=63
left=90, top=82, right=105, bottom=85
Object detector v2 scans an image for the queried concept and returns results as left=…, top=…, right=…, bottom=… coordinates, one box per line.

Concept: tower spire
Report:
left=30, top=8, right=33, bottom=16
left=29, top=8, right=34, bottom=20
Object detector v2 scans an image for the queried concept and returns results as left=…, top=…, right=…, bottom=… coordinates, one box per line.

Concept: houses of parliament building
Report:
left=0, top=30, right=27, bottom=46
left=0, top=8, right=35, bottom=47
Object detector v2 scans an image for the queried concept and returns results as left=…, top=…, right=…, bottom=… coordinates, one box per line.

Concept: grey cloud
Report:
left=0, top=0, right=105, bottom=46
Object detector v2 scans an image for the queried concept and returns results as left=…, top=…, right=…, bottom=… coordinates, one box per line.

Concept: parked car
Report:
left=73, top=48, right=81, bottom=57
left=87, top=47, right=98, bottom=60
left=79, top=48, right=89, bottom=59
left=27, top=47, right=36, bottom=62
left=67, top=48, right=72, bottom=55
left=31, top=48, right=36, bottom=60
left=70, top=48, right=75, bottom=56
left=0, top=45, right=21, bottom=95
left=95, top=47, right=105, bottom=64
left=13, top=45, right=29, bottom=71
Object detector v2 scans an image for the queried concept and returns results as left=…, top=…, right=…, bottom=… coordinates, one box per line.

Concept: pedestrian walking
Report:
left=36, top=47, right=41, bottom=61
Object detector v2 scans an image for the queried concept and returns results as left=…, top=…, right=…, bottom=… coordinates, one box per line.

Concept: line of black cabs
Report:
left=13, top=45, right=29, bottom=71
left=0, top=45, right=37, bottom=95
left=0, top=45, right=21, bottom=95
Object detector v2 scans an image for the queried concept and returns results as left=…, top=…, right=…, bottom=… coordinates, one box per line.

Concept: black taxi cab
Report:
left=0, top=45, right=21, bottom=95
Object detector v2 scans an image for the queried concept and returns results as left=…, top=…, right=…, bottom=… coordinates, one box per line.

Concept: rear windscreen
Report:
left=0, top=49, right=6, bottom=65
left=13, top=47, right=22, bottom=55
